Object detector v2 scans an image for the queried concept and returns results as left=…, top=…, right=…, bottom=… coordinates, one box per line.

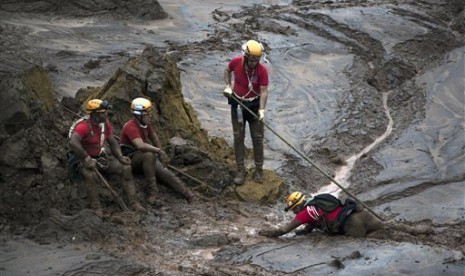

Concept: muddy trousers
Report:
left=131, top=151, right=160, bottom=198
left=154, top=161, right=194, bottom=200
left=81, top=167, right=101, bottom=210
left=343, top=210, right=383, bottom=237
left=131, top=151, right=193, bottom=200
left=81, top=155, right=143, bottom=211
left=231, top=105, right=264, bottom=172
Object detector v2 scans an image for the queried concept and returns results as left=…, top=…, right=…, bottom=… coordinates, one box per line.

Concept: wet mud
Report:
left=1, top=0, right=464, bottom=275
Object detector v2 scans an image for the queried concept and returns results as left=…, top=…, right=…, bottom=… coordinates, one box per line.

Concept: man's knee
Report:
left=142, top=151, right=155, bottom=162
left=122, top=164, right=133, bottom=179
left=233, top=131, right=245, bottom=142
left=81, top=167, right=98, bottom=182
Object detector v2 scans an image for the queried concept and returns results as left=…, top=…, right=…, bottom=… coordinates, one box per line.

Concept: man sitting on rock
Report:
left=120, top=97, right=194, bottom=205
left=69, top=99, right=146, bottom=216
left=258, top=191, right=433, bottom=238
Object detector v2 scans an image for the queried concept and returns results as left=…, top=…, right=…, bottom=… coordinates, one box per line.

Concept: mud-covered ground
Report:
left=1, top=0, right=464, bottom=275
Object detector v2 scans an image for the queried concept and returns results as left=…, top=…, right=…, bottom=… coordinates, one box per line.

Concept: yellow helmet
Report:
left=86, top=99, right=109, bottom=113
left=242, top=40, right=263, bottom=59
left=284, top=191, right=305, bottom=212
left=131, top=97, right=152, bottom=115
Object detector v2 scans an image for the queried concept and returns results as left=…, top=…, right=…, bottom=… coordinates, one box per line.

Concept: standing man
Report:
left=69, top=99, right=146, bottom=216
left=223, top=39, right=269, bottom=185
left=120, top=97, right=195, bottom=205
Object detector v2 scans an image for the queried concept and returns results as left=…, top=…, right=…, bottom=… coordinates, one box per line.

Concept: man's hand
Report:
left=158, top=150, right=171, bottom=167
left=223, top=85, right=232, bottom=98
left=118, top=156, right=131, bottom=166
left=83, top=156, right=97, bottom=170
left=258, top=228, right=278, bottom=237
left=258, top=109, right=265, bottom=121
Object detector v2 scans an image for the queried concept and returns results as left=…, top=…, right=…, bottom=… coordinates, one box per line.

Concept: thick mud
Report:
left=1, top=0, right=464, bottom=275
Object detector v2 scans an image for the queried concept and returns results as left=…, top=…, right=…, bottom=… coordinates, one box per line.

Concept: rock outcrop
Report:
left=0, top=47, right=284, bottom=231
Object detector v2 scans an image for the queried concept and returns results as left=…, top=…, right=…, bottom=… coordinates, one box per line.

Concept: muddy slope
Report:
left=1, top=0, right=464, bottom=275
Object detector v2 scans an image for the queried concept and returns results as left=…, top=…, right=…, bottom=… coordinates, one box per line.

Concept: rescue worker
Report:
left=223, top=39, right=269, bottom=185
left=120, top=97, right=195, bottom=205
left=258, top=191, right=433, bottom=238
left=69, top=99, right=146, bottom=216
left=258, top=191, right=365, bottom=237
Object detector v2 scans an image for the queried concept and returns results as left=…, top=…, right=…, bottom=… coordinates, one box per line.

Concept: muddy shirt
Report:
left=295, top=205, right=342, bottom=225
left=120, top=118, right=154, bottom=145
left=73, top=119, right=112, bottom=157
left=228, top=56, right=269, bottom=99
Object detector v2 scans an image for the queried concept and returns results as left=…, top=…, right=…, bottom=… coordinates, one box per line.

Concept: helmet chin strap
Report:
left=135, top=115, right=148, bottom=128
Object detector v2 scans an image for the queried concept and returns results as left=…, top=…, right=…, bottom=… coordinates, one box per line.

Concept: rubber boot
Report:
left=250, top=119, right=264, bottom=184
left=253, top=167, right=263, bottom=183
left=86, top=181, right=103, bottom=217
left=169, top=176, right=195, bottom=202
left=123, top=180, right=146, bottom=213
left=146, top=177, right=159, bottom=206
left=183, top=187, right=195, bottom=203
left=233, top=168, right=247, bottom=186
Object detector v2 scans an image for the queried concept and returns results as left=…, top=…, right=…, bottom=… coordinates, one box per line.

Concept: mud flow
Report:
left=0, top=0, right=464, bottom=275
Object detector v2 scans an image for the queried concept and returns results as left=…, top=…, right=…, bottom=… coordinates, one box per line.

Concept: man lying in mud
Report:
left=258, top=191, right=433, bottom=238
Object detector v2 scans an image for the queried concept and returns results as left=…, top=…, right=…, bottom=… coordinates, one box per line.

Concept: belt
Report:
left=234, top=92, right=259, bottom=102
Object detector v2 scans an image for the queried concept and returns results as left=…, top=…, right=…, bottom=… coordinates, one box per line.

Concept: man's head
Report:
left=131, top=97, right=152, bottom=126
left=284, top=191, right=310, bottom=214
left=86, top=99, right=110, bottom=123
left=242, top=40, right=264, bottom=68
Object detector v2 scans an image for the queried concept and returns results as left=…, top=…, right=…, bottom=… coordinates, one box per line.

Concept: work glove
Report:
left=118, top=156, right=131, bottom=166
left=258, top=109, right=265, bottom=121
left=83, top=156, right=97, bottom=170
left=223, top=84, right=232, bottom=98
left=158, top=149, right=171, bottom=167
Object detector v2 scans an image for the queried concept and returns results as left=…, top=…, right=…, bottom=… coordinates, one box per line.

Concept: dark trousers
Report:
left=230, top=98, right=264, bottom=171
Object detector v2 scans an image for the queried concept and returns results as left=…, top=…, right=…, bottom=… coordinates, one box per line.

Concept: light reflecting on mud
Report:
left=317, top=91, right=393, bottom=197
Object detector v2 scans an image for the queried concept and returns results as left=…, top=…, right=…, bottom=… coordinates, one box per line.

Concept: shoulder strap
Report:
left=69, top=115, right=93, bottom=139
left=304, top=194, right=342, bottom=235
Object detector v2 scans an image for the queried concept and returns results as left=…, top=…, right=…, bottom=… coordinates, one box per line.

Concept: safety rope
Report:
left=231, top=96, right=384, bottom=221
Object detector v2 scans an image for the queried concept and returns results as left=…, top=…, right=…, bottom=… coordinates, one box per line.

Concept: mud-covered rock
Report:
left=0, top=66, right=55, bottom=142
left=0, top=47, right=283, bottom=236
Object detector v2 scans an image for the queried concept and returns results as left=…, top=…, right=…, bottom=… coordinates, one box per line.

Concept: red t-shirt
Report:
left=228, top=56, right=269, bottom=99
left=294, top=205, right=342, bottom=225
left=73, top=119, right=112, bottom=157
left=120, top=118, right=154, bottom=145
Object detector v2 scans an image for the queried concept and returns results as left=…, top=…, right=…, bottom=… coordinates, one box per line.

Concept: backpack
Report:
left=304, top=194, right=357, bottom=235
left=305, top=193, right=342, bottom=212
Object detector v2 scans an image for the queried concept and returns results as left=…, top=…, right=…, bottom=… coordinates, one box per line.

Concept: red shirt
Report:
left=120, top=118, right=154, bottom=145
left=73, top=119, right=112, bottom=157
left=228, top=56, right=269, bottom=99
left=294, top=205, right=342, bottom=225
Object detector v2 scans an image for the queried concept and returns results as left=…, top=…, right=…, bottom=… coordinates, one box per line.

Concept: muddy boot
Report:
left=253, top=167, right=263, bottom=183
left=168, top=176, right=195, bottom=203
left=146, top=177, right=160, bottom=206
left=87, top=182, right=103, bottom=217
left=233, top=168, right=247, bottom=186
left=124, top=180, right=146, bottom=213
left=183, top=188, right=196, bottom=203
